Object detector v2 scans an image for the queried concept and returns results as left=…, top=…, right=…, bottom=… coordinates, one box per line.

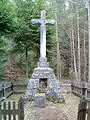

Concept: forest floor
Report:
left=5, top=92, right=80, bottom=120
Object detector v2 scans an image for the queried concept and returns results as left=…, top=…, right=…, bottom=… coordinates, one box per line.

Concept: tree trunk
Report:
left=76, top=7, right=81, bottom=82
left=83, top=25, right=87, bottom=82
left=51, top=0, right=62, bottom=80
left=88, top=0, right=90, bottom=82
left=72, top=23, right=78, bottom=81
left=56, top=21, right=61, bottom=80
left=69, top=29, right=73, bottom=72
left=71, top=2, right=78, bottom=81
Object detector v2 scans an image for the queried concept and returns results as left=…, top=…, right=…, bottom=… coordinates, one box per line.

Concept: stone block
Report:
left=35, top=93, right=46, bottom=108
left=24, top=88, right=37, bottom=100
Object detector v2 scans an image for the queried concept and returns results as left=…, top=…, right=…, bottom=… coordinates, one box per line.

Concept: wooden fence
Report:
left=0, top=82, right=13, bottom=102
left=77, top=97, right=90, bottom=120
left=0, top=97, right=24, bottom=120
left=0, top=81, right=27, bottom=101
left=71, top=82, right=89, bottom=97
left=13, top=82, right=27, bottom=94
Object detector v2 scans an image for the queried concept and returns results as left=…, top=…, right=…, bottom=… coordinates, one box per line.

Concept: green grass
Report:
left=4, top=93, right=24, bottom=102
left=46, top=96, right=65, bottom=104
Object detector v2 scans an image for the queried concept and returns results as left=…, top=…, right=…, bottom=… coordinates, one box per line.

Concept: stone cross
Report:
left=31, top=10, right=55, bottom=58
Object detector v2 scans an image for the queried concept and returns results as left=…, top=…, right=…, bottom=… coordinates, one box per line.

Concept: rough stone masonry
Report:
left=24, top=10, right=63, bottom=102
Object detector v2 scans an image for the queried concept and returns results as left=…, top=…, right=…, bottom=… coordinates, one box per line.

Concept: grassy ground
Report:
left=4, top=93, right=24, bottom=102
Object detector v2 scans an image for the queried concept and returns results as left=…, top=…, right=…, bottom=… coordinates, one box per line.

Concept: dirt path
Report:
left=4, top=93, right=80, bottom=120
left=24, top=93, right=80, bottom=120
left=59, top=93, right=80, bottom=120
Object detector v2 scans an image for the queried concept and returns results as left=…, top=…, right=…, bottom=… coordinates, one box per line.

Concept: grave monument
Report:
left=24, top=10, right=62, bottom=102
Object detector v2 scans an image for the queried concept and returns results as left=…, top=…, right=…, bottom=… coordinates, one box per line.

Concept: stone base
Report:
left=24, top=57, right=62, bottom=101
left=34, top=93, right=46, bottom=108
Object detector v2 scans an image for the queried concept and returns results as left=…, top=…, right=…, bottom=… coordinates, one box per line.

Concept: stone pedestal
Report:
left=34, top=93, right=46, bottom=108
left=24, top=57, right=62, bottom=101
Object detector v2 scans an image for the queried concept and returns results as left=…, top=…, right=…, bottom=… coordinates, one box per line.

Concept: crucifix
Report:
left=31, top=10, right=56, bottom=58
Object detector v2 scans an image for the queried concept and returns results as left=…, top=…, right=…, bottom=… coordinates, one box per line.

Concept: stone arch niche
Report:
left=39, top=78, right=47, bottom=89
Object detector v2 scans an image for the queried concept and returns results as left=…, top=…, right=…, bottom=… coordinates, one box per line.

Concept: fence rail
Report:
left=77, top=97, right=90, bottom=120
left=13, top=82, right=27, bottom=94
left=0, top=82, right=13, bottom=102
left=0, top=97, right=24, bottom=120
left=71, top=82, right=89, bottom=97
left=0, top=81, right=27, bottom=101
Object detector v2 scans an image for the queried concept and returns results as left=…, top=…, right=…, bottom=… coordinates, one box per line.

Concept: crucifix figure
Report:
left=31, top=10, right=56, bottom=58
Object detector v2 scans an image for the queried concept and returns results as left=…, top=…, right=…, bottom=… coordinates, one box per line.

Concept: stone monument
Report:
left=24, top=10, right=62, bottom=102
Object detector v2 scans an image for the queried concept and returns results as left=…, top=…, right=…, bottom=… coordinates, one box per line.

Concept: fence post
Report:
left=81, top=83, right=87, bottom=97
left=8, top=102, right=11, bottom=120
left=3, top=102, right=6, bottom=120
left=77, top=97, right=87, bottom=120
left=11, top=82, right=13, bottom=92
left=18, top=97, right=24, bottom=120
left=71, top=84, right=74, bottom=91
left=0, top=102, right=2, bottom=120
left=2, top=84, right=4, bottom=98
left=87, top=102, right=90, bottom=120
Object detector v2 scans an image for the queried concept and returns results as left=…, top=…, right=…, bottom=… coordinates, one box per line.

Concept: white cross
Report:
left=31, top=10, right=55, bottom=58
